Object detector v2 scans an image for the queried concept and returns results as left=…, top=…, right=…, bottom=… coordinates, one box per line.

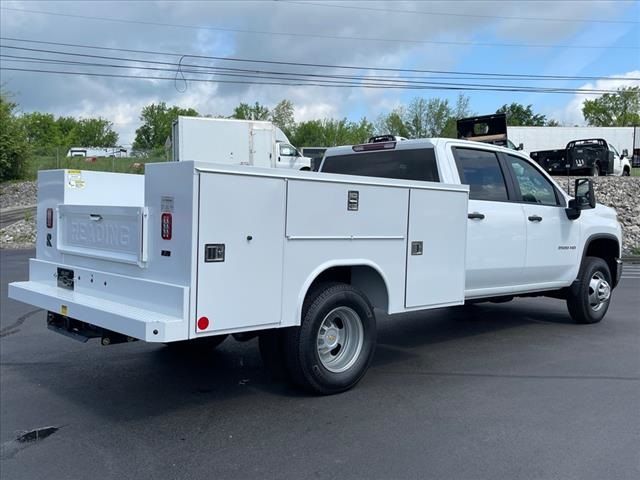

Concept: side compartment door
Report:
left=405, top=187, right=467, bottom=308
left=196, top=174, right=286, bottom=333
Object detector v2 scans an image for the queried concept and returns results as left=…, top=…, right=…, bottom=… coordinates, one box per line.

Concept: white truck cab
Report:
left=607, top=142, right=632, bottom=176
left=9, top=137, right=622, bottom=395
left=172, top=116, right=311, bottom=170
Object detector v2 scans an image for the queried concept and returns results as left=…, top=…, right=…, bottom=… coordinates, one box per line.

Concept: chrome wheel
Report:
left=316, top=306, right=364, bottom=373
left=588, top=272, right=611, bottom=312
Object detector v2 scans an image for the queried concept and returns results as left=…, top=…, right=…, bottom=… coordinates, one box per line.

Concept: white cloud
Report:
left=0, top=0, right=635, bottom=143
left=554, top=71, right=640, bottom=126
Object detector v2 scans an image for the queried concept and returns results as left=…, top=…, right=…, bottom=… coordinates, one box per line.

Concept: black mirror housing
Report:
left=622, top=148, right=628, bottom=158
left=517, top=143, right=524, bottom=151
left=566, top=178, right=596, bottom=220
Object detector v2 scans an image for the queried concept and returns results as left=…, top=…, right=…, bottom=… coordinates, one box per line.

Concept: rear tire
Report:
left=282, top=282, right=376, bottom=395
left=566, top=257, right=612, bottom=324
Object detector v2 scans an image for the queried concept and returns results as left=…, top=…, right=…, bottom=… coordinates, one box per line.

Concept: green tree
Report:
left=73, top=118, right=119, bottom=147
left=441, top=94, right=474, bottom=138
left=20, top=112, right=61, bottom=147
left=0, top=93, right=30, bottom=181
left=133, top=102, right=199, bottom=150
left=231, top=101, right=270, bottom=121
left=291, top=118, right=373, bottom=147
left=56, top=116, right=80, bottom=146
left=582, top=86, right=640, bottom=127
left=270, top=99, right=295, bottom=136
left=374, top=107, right=409, bottom=137
left=496, top=103, right=547, bottom=126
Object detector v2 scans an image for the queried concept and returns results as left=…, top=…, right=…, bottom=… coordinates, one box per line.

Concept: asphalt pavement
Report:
left=1, top=249, right=639, bottom=480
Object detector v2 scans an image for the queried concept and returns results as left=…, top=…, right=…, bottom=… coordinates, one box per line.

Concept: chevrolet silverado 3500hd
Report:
left=9, top=138, right=622, bottom=394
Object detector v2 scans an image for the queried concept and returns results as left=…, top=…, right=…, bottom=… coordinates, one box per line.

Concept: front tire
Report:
left=622, top=167, right=630, bottom=177
left=591, top=164, right=600, bottom=177
left=566, top=257, right=612, bottom=324
left=282, top=283, right=376, bottom=394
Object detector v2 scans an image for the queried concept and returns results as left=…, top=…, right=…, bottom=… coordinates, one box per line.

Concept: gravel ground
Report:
left=0, top=181, right=37, bottom=209
left=0, top=219, right=37, bottom=249
left=1, top=178, right=639, bottom=253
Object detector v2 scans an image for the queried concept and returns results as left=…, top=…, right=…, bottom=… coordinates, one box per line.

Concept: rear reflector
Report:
left=46, top=208, right=53, bottom=228
left=352, top=141, right=396, bottom=152
left=197, top=316, right=209, bottom=330
left=161, top=213, right=172, bottom=240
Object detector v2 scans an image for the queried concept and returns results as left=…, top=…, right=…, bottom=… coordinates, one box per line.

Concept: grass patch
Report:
left=23, top=155, right=167, bottom=180
left=632, top=168, right=640, bottom=177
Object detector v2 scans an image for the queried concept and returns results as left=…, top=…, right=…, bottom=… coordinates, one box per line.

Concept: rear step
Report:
left=47, top=311, right=137, bottom=345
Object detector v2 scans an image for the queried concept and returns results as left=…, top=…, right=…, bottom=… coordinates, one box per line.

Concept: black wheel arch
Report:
left=580, top=234, right=621, bottom=288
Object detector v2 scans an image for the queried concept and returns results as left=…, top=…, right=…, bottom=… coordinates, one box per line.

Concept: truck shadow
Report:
left=371, top=299, right=575, bottom=368
left=8, top=299, right=575, bottom=420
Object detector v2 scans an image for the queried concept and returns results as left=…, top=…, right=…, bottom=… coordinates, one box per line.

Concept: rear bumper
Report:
left=8, top=259, right=190, bottom=342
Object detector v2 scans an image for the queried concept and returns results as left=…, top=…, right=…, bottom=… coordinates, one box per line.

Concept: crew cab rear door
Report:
left=450, top=145, right=526, bottom=294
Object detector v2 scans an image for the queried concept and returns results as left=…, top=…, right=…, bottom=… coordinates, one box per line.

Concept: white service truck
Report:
left=9, top=138, right=623, bottom=394
left=171, top=116, right=311, bottom=170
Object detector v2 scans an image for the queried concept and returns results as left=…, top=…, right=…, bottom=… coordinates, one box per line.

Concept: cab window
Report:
left=279, top=144, right=298, bottom=156
left=507, top=155, right=558, bottom=206
left=453, top=148, right=509, bottom=201
left=321, top=148, right=439, bottom=182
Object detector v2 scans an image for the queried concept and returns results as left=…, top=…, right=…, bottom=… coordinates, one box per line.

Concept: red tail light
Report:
left=161, top=213, right=172, bottom=240
left=46, top=208, right=53, bottom=228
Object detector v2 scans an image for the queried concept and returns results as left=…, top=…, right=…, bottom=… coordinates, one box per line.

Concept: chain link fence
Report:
left=24, top=146, right=170, bottom=179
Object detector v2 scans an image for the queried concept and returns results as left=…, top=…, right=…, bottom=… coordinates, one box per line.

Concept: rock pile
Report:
left=0, top=219, right=37, bottom=249
left=1, top=178, right=639, bottom=254
left=0, top=181, right=37, bottom=209
left=554, top=176, right=639, bottom=255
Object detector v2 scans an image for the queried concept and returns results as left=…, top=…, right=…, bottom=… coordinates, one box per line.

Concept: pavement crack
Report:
left=0, top=308, right=42, bottom=338
left=1, top=426, right=61, bottom=460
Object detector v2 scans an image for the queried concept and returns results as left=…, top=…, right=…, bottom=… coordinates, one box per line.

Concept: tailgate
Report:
left=58, top=205, right=148, bottom=266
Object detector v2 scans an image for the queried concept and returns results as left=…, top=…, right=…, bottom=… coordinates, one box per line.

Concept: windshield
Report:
left=321, top=148, right=439, bottom=182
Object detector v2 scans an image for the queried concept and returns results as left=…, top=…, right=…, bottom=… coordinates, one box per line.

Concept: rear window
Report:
left=321, top=148, right=440, bottom=182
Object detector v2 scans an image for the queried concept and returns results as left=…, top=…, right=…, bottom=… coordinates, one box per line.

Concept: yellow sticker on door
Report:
left=60, top=305, right=68, bottom=316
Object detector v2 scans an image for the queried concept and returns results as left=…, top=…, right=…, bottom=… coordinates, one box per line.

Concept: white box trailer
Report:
left=171, top=117, right=311, bottom=170
left=508, top=126, right=635, bottom=155
left=9, top=162, right=468, bottom=392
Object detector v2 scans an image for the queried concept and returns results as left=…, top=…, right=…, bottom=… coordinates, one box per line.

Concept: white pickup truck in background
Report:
left=171, top=116, right=311, bottom=170
left=9, top=137, right=623, bottom=394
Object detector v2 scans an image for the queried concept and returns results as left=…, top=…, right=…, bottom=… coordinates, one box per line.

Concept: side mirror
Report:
left=517, top=143, right=524, bottom=151
left=622, top=148, right=628, bottom=158
left=566, top=178, right=596, bottom=220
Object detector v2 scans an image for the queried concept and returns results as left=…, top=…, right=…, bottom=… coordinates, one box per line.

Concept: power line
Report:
left=1, top=6, right=636, bottom=50
left=279, top=0, right=640, bottom=25
left=3, top=37, right=637, bottom=81
left=0, top=65, right=621, bottom=95
left=0, top=49, right=621, bottom=93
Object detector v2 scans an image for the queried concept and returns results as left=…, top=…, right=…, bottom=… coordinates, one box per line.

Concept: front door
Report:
left=451, top=146, right=527, bottom=295
left=504, top=154, right=580, bottom=285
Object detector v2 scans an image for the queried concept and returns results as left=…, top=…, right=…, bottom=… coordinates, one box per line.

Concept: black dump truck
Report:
left=456, top=113, right=523, bottom=151
left=531, top=138, right=614, bottom=176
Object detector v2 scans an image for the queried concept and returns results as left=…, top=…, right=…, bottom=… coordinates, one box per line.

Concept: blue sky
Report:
left=1, top=0, right=638, bottom=144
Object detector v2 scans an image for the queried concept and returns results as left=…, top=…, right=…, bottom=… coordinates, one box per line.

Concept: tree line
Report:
left=1, top=87, right=638, bottom=181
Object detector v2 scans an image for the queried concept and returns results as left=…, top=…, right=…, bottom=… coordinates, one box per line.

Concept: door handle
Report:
left=467, top=212, right=485, bottom=220
left=528, top=215, right=543, bottom=222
